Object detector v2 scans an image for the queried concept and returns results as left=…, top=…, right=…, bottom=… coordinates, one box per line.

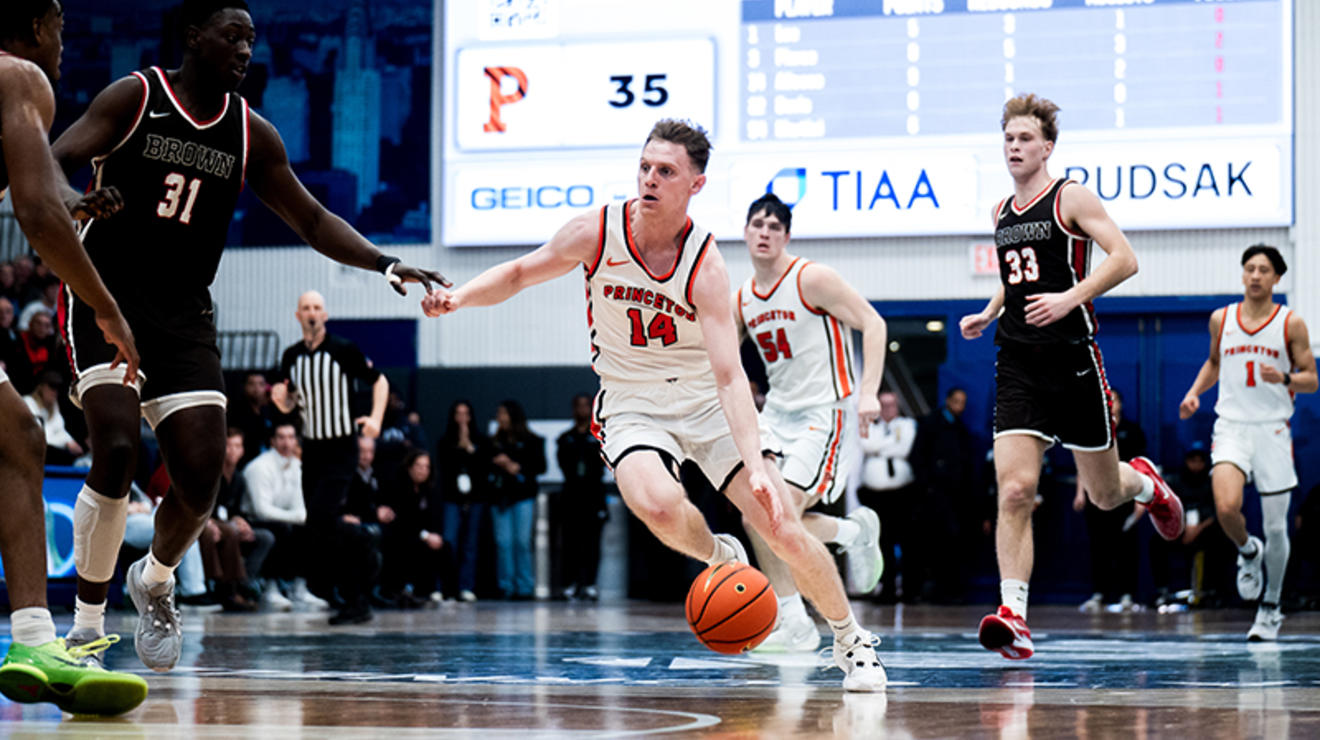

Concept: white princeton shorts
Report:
left=0, top=366, right=7, bottom=386
left=1211, top=417, right=1297, bottom=494
left=761, top=399, right=855, bottom=506
left=593, top=376, right=748, bottom=491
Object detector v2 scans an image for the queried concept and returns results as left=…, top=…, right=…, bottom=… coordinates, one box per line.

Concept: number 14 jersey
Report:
left=584, top=199, right=714, bottom=384
left=80, top=67, right=249, bottom=318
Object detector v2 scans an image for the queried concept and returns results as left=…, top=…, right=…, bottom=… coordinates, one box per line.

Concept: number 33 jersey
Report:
left=993, top=178, right=1097, bottom=345
left=80, top=67, right=249, bottom=319
left=738, top=258, right=854, bottom=413
left=1216, top=303, right=1294, bottom=423
left=584, top=199, right=714, bottom=385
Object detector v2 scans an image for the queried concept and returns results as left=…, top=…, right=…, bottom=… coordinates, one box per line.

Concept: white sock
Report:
left=1262, top=492, right=1292, bottom=604
left=831, top=518, right=862, bottom=546
left=826, top=611, right=861, bottom=643
left=10, top=607, right=57, bottom=647
left=1133, top=473, right=1155, bottom=504
left=778, top=593, right=809, bottom=622
left=1001, top=579, right=1029, bottom=619
left=72, top=597, right=107, bottom=636
left=142, top=548, right=177, bottom=587
left=1238, top=538, right=1260, bottom=558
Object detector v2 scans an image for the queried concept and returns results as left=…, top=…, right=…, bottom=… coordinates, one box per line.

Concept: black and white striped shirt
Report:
left=280, top=334, right=381, bottom=441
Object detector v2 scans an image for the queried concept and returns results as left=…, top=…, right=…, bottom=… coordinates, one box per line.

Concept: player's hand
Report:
left=94, top=307, right=140, bottom=385
left=1179, top=394, right=1199, bottom=419
left=205, top=519, right=221, bottom=540
left=1024, top=291, right=1079, bottom=327
left=959, top=311, right=993, bottom=340
left=386, top=262, right=451, bottom=297
left=1072, top=489, right=1087, bottom=513
left=749, top=467, right=784, bottom=534
left=1259, top=364, right=1286, bottom=384
left=356, top=415, right=381, bottom=439
left=377, top=505, right=395, bottom=524
left=421, top=288, right=458, bottom=317
left=342, top=513, right=362, bottom=526
left=425, top=532, right=443, bottom=550
left=856, top=394, right=880, bottom=437
left=68, top=186, right=124, bottom=221
left=270, top=380, right=291, bottom=409
left=231, top=516, right=254, bottom=542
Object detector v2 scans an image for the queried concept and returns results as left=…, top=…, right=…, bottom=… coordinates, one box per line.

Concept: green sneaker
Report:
left=0, top=638, right=148, bottom=716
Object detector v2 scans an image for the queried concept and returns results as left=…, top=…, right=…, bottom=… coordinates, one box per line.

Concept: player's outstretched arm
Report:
left=799, top=263, right=887, bottom=432
left=1263, top=313, right=1318, bottom=394
left=245, top=111, right=448, bottom=294
left=1180, top=308, right=1225, bottom=418
left=1024, top=183, right=1139, bottom=327
left=3, top=62, right=139, bottom=381
left=961, top=284, right=1004, bottom=340
left=692, top=244, right=783, bottom=530
left=422, top=211, right=598, bottom=317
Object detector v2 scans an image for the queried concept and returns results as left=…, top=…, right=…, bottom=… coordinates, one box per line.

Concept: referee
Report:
left=272, top=290, right=387, bottom=623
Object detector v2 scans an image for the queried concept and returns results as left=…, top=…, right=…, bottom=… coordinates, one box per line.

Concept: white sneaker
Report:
left=1247, top=605, right=1284, bottom=642
left=826, top=630, right=887, bottom=692
left=262, top=582, right=294, bottom=612
left=459, top=589, right=478, bottom=603
left=841, top=507, right=883, bottom=595
left=712, top=533, right=749, bottom=565
left=290, top=579, right=330, bottom=610
left=751, top=610, right=820, bottom=653
left=1079, top=593, right=1103, bottom=614
left=1237, top=535, right=1265, bottom=601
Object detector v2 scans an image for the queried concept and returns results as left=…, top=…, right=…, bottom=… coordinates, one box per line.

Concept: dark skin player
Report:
left=52, top=4, right=449, bottom=606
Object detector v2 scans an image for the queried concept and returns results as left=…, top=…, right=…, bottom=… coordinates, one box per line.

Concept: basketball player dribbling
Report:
left=733, top=193, right=886, bottom=653
left=422, top=120, right=887, bottom=691
left=0, top=0, right=148, bottom=715
left=1179, top=244, right=1316, bottom=641
left=959, top=93, right=1185, bottom=659
left=48, top=0, right=446, bottom=673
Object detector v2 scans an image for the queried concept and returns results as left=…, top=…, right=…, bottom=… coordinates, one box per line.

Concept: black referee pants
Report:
left=302, top=436, right=365, bottom=601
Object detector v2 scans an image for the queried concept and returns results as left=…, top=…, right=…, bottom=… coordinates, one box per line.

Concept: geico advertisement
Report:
left=445, top=138, right=1291, bottom=245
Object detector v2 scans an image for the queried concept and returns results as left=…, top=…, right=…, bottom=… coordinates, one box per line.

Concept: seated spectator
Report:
left=17, top=274, right=59, bottom=331
left=11, top=254, right=36, bottom=306
left=437, top=400, right=488, bottom=603
left=228, top=373, right=275, bottom=469
left=380, top=449, right=446, bottom=603
left=20, top=309, right=59, bottom=382
left=349, top=436, right=400, bottom=608
left=121, top=474, right=213, bottom=608
left=200, top=428, right=276, bottom=611
left=489, top=400, right=545, bottom=601
left=23, top=371, right=83, bottom=466
left=0, top=261, right=16, bottom=303
left=243, top=423, right=323, bottom=610
left=316, top=435, right=386, bottom=624
left=0, top=296, right=34, bottom=393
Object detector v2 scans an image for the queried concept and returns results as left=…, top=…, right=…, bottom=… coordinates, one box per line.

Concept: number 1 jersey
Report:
left=584, top=199, right=713, bottom=385
left=80, top=67, right=249, bottom=319
left=1216, top=302, right=1294, bottom=423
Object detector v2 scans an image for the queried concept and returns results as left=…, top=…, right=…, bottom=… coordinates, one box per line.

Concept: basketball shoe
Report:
left=1236, top=535, right=1265, bottom=601
left=63, top=628, right=116, bottom=669
left=752, top=610, right=820, bottom=653
left=1129, top=456, right=1185, bottom=540
left=1247, top=603, right=1284, bottom=642
left=824, top=630, right=887, bottom=692
left=126, top=555, right=183, bottom=672
left=978, top=606, right=1034, bottom=660
left=0, top=639, right=148, bottom=715
left=841, top=507, right=884, bottom=595
left=712, top=533, right=749, bottom=565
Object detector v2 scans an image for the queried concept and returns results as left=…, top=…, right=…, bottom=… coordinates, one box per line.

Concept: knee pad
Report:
left=73, top=486, right=130, bottom=583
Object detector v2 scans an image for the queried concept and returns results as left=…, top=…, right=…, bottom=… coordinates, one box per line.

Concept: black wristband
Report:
left=1283, top=372, right=1291, bottom=387
left=375, top=254, right=401, bottom=274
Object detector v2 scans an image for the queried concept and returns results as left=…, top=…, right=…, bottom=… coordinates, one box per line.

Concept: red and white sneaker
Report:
left=978, top=606, right=1034, bottom=660
left=1129, top=456, right=1185, bottom=541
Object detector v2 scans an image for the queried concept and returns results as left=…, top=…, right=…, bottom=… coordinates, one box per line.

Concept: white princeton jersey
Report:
left=739, top=257, right=855, bottom=413
left=1216, top=303, right=1295, bottom=423
left=584, top=199, right=714, bottom=384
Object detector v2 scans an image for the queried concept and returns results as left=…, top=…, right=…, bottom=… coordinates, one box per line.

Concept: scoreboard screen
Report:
left=440, top=0, right=1292, bottom=246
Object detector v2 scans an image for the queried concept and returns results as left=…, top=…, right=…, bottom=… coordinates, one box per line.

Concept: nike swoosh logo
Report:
left=808, top=426, right=822, bottom=431
left=149, top=111, right=170, bottom=118
left=606, top=257, right=629, bottom=267
left=1076, top=369, right=1093, bottom=377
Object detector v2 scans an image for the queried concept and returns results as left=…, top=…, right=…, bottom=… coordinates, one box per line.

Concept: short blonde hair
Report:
left=1002, top=93, right=1060, bottom=142
left=645, top=119, right=712, bottom=173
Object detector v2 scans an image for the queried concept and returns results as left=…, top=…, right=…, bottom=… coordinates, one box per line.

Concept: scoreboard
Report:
left=440, top=0, right=1292, bottom=246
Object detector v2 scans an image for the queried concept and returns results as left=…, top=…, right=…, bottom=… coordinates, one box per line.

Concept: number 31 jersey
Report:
left=738, top=257, right=854, bottom=413
left=993, top=178, right=1097, bottom=345
left=81, top=67, right=249, bottom=318
left=584, top=199, right=713, bottom=385
left=1216, top=303, right=1294, bottom=423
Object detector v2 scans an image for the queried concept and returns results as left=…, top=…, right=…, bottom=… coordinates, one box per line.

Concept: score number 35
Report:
left=609, top=74, right=668, bottom=108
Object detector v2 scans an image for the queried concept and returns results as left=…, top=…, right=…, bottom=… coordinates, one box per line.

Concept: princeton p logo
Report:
left=767, top=167, right=807, bottom=208
left=484, top=66, right=528, bottom=133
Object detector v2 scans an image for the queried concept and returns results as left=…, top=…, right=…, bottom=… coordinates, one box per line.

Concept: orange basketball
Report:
left=685, top=562, right=777, bottom=654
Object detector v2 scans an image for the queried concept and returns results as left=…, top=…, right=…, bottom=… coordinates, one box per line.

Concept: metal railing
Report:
left=217, top=330, right=281, bottom=371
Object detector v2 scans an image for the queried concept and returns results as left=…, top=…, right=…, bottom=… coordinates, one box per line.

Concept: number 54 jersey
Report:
left=584, top=199, right=714, bottom=388
left=80, top=67, right=249, bottom=319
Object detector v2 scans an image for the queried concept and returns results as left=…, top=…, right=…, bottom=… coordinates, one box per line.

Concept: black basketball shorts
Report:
left=994, top=339, right=1115, bottom=452
left=61, top=289, right=225, bottom=428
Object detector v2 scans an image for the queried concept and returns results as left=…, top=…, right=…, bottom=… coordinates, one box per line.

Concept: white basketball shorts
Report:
left=1211, top=417, right=1297, bottom=494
